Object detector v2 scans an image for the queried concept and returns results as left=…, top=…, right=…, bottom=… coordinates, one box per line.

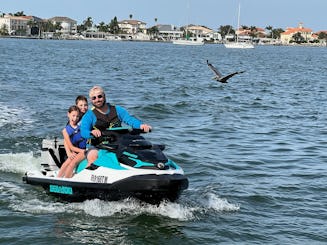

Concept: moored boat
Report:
left=224, top=3, right=255, bottom=49
left=173, top=37, right=204, bottom=46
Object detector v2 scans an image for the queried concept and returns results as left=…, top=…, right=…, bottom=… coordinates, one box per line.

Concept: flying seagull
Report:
left=207, top=60, right=245, bottom=83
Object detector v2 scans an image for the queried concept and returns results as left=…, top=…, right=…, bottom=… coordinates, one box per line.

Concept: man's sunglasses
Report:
left=91, top=94, right=104, bottom=100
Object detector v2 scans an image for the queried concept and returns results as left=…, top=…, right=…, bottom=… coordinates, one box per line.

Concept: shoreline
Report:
left=1, top=35, right=326, bottom=47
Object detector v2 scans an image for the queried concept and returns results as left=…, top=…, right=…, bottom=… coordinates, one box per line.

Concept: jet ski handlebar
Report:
left=93, top=127, right=151, bottom=151
left=101, top=127, right=150, bottom=137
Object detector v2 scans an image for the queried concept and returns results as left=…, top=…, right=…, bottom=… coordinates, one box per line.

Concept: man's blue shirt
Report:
left=80, top=103, right=142, bottom=139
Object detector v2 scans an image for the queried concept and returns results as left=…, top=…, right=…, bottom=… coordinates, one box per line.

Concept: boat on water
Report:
left=23, top=127, right=188, bottom=204
left=224, top=41, right=254, bottom=49
left=173, top=1, right=204, bottom=46
left=224, top=3, right=254, bottom=49
left=173, top=37, right=204, bottom=46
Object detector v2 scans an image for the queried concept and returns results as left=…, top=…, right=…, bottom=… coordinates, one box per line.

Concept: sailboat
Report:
left=173, top=1, right=204, bottom=46
left=172, top=28, right=204, bottom=46
left=224, top=3, right=254, bottom=49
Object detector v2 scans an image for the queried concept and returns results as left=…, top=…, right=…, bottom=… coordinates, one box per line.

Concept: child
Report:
left=57, top=105, right=86, bottom=178
left=75, top=95, right=88, bottom=120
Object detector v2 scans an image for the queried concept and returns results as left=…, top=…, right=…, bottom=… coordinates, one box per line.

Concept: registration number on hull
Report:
left=91, top=175, right=108, bottom=183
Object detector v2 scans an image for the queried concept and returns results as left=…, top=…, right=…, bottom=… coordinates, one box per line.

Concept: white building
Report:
left=47, top=16, right=77, bottom=34
left=0, top=14, right=33, bottom=35
left=156, top=24, right=183, bottom=41
left=118, top=19, right=147, bottom=34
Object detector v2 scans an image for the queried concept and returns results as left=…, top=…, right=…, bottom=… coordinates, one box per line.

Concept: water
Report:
left=0, top=38, right=326, bottom=244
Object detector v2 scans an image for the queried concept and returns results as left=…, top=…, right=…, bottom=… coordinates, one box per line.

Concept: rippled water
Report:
left=0, top=38, right=326, bottom=244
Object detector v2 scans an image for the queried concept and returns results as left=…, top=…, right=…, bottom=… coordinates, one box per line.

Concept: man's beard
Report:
left=93, top=98, right=106, bottom=109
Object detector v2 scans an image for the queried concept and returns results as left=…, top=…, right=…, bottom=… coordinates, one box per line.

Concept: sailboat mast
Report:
left=186, top=0, right=190, bottom=38
left=237, top=3, right=241, bottom=42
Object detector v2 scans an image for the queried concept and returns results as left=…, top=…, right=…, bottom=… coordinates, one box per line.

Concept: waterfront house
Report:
left=156, top=24, right=183, bottom=41
left=47, top=16, right=77, bottom=35
left=118, top=19, right=147, bottom=35
left=186, top=25, right=212, bottom=36
left=0, top=14, right=42, bottom=36
left=280, top=23, right=313, bottom=44
left=186, top=25, right=222, bottom=42
left=237, top=27, right=266, bottom=38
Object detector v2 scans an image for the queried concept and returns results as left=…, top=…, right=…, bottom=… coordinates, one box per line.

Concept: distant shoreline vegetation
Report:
left=0, top=11, right=327, bottom=46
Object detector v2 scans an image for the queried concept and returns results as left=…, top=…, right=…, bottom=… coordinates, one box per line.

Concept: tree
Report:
left=40, top=20, right=58, bottom=32
left=83, top=17, right=93, bottom=30
left=292, top=32, right=305, bottom=43
left=27, top=19, right=40, bottom=36
left=249, top=26, right=258, bottom=38
left=97, top=22, right=109, bottom=32
left=265, top=25, right=273, bottom=38
left=54, top=22, right=62, bottom=32
left=147, top=26, right=159, bottom=39
left=272, top=28, right=284, bottom=39
left=14, top=11, right=25, bottom=16
left=218, top=25, right=234, bottom=39
left=129, top=14, right=133, bottom=20
left=0, top=24, right=9, bottom=35
left=241, top=25, right=248, bottom=30
left=109, top=16, right=120, bottom=34
left=318, top=32, right=327, bottom=40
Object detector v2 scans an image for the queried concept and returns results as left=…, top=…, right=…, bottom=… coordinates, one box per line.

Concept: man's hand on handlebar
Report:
left=140, top=124, right=152, bottom=133
left=91, top=129, right=102, bottom=138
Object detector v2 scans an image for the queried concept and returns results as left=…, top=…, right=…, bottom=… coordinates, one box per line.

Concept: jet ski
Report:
left=23, top=127, right=188, bottom=204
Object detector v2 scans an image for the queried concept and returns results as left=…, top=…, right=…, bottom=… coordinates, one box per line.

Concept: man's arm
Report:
left=116, top=105, right=142, bottom=129
left=80, top=110, right=95, bottom=139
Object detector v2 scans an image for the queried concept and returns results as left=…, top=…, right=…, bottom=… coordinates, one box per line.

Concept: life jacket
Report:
left=92, top=105, right=122, bottom=130
left=65, top=124, right=87, bottom=149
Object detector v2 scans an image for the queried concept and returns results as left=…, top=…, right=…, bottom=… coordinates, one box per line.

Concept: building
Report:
left=183, top=25, right=222, bottom=42
left=156, top=24, right=183, bottom=41
left=237, top=27, right=266, bottom=38
left=0, top=14, right=38, bottom=35
left=186, top=25, right=212, bottom=36
left=118, top=19, right=147, bottom=34
left=280, top=23, right=313, bottom=44
left=47, top=16, right=77, bottom=34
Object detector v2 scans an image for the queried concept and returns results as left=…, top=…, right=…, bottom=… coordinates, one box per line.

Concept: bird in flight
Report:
left=207, top=60, right=245, bottom=83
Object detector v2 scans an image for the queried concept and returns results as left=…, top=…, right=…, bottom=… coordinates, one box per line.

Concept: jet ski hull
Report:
left=23, top=173, right=188, bottom=204
left=23, top=128, right=189, bottom=204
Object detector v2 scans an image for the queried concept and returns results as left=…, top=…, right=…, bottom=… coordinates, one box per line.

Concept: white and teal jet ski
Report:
left=23, top=127, right=188, bottom=204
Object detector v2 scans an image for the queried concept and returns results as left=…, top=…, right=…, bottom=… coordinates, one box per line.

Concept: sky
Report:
left=1, top=0, right=326, bottom=32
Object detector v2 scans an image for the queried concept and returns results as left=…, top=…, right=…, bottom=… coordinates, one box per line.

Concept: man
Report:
left=80, top=85, right=152, bottom=166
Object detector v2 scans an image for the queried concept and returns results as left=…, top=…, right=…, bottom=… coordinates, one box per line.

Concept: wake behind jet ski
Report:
left=23, top=127, right=188, bottom=204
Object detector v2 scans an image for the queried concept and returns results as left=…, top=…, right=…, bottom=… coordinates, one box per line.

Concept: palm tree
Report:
left=292, top=32, right=305, bottom=43
left=98, top=22, right=108, bottom=32
left=219, top=25, right=234, bottom=39
left=14, top=11, right=25, bottom=16
left=318, top=32, right=327, bottom=41
left=265, top=25, right=273, bottom=38
left=272, top=28, right=284, bottom=39
left=249, top=26, right=258, bottom=39
left=153, top=18, right=158, bottom=38
left=109, top=16, right=120, bottom=34
left=241, top=25, right=248, bottom=31
left=83, top=17, right=93, bottom=30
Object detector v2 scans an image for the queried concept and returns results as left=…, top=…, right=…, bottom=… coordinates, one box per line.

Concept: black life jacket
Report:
left=92, top=105, right=122, bottom=130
